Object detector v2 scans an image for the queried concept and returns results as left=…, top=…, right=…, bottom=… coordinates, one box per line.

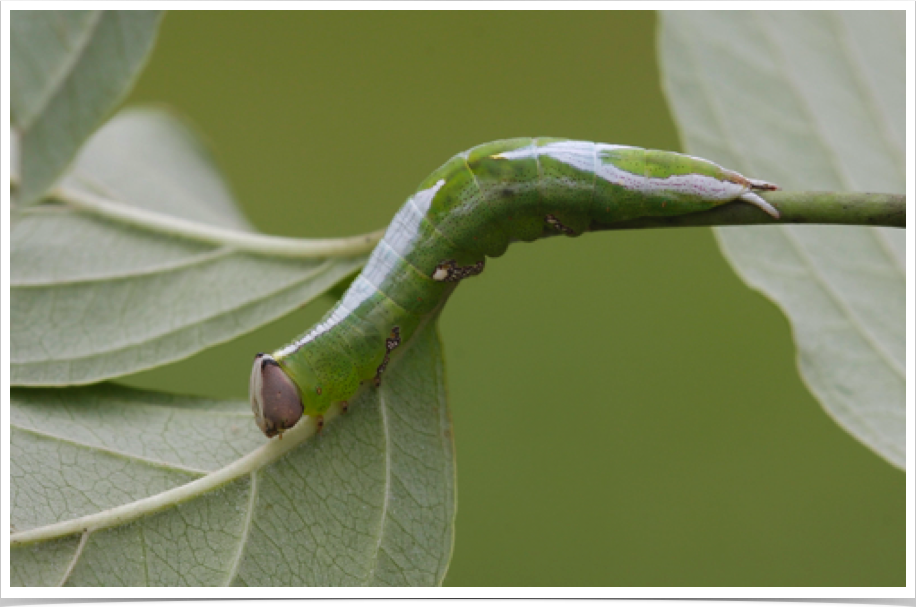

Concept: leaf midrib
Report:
left=9, top=408, right=326, bottom=548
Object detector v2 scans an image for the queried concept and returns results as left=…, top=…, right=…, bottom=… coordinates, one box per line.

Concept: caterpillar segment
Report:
left=250, top=139, right=779, bottom=438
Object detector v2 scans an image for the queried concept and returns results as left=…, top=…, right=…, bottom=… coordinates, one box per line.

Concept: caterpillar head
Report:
left=250, top=353, right=304, bottom=438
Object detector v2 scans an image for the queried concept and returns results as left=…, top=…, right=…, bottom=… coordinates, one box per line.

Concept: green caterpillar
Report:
left=250, top=138, right=778, bottom=438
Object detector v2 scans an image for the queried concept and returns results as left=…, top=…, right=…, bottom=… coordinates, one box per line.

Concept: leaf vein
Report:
left=754, top=13, right=855, bottom=191
left=830, top=13, right=905, bottom=182
left=56, top=530, right=89, bottom=587
left=223, top=471, right=257, bottom=585
left=9, top=413, right=323, bottom=547
left=11, top=424, right=210, bottom=476
left=870, top=227, right=905, bottom=277
left=363, top=389, right=392, bottom=586
left=11, top=245, right=233, bottom=288
left=779, top=226, right=904, bottom=378
left=12, top=258, right=340, bottom=367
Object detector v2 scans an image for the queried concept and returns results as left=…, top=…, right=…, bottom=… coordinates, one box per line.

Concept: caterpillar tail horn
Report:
left=741, top=179, right=780, bottom=218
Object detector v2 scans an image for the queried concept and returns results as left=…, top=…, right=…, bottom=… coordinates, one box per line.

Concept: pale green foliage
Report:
left=10, top=11, right=162, bottom=204
left=10, top=9, right=904, bottom=588
left=10, top=101, right=455, bottom=585
left=659, top=11, right=905, bottom=468
left=11, top=109, right=365, bottom=385
left=10, top=324, right=455, bottom=586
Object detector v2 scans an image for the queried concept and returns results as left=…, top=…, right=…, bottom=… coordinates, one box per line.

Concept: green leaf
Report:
left=11, top=108, right=370, bottom=386
left=10, top=11, right=163, bottom=204
left=10, top=321, right=456, bottom=586
left=658, top=11, right=905, bottom=468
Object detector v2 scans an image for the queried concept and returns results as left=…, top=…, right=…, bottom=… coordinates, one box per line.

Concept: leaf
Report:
left=11, top=108, right=368, bottom=386
left=658, top=11, right=905, bottom=468
left=10, top=321, right=456, bottom=586
left=10, top=11, right=163, bottom=204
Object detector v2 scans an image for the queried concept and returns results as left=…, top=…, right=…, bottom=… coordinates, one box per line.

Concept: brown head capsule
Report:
left=250, top=353, right=304, bottom=438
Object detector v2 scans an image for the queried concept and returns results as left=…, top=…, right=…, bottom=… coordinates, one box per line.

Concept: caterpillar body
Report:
left=250, top=138, right=778, bottom=438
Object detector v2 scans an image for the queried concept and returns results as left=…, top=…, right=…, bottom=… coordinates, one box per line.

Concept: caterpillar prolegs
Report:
left=250, top=138, right=779, bottom=438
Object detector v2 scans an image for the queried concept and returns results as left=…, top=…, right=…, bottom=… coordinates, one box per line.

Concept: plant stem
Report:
left=596, top=191, right=905, bottom=231
left=14, top=181, right=905, bottom=259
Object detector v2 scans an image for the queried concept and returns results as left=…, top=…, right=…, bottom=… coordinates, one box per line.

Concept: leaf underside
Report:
left=10, top=109, right=365, bottom=386
left=659, top=11, right=905, bottom=468
left=11, top=11, right=162, bottom=204
left=11, top=321, right=456, bottom=586
left=10, top=105, right=457, bottom=586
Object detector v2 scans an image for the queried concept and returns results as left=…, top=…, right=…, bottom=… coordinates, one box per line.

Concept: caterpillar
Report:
left=250, top=138, right=778, bottom=438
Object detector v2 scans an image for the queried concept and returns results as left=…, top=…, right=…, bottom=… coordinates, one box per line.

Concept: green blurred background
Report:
left=120, top=11, right=904, bottom=586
